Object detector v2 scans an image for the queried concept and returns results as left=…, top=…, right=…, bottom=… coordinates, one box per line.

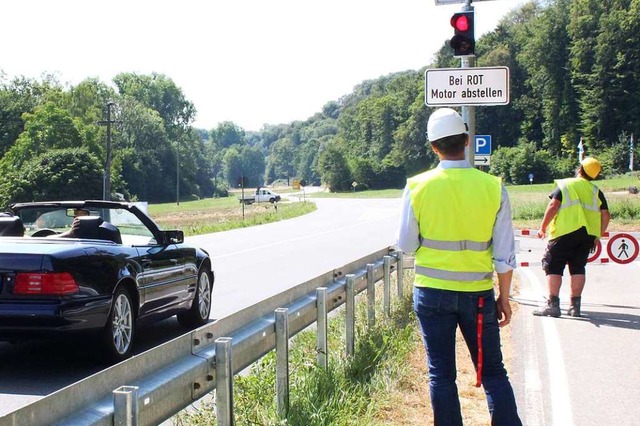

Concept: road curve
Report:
left=0, top=197, right=400, bottom=417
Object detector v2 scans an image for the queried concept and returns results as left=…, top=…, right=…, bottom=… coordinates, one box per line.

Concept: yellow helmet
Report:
left=581, top=157, right=601, bottom=179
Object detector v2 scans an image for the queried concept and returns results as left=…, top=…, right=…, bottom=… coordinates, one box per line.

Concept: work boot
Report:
left=567, top=297, right=582, bottom=317
left=533, top=296, right=561, bottom=317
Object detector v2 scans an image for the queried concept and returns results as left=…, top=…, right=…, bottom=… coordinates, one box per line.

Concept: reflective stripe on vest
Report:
left=549, top=177, right=602, bottom=239
left=558, top=183, right=599, bottom=212
left=408, top=167, right=501, bottom=291
left=421, top=238, right=492, bottom=252
left=415, top=265, right=493, bottom=282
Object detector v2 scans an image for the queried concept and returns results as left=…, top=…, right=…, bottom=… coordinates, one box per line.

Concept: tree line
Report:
left=0, top=0, right=638, bottom=207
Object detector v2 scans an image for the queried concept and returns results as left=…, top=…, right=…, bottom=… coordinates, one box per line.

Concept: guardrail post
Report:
left=383, top=256, right=391, bottom=317
left=396, top=251, right=404, bottom=299
left=345, top=274, right=355, bottom=356
left=215, top=337, right=234, bottom=426
left=113, top=385, right=139, bottom=426
left=367, top=264, right=375, bottom=328
left=316, top=287, right=328, bottom=369
left=275, top=308, right=290, bottom=420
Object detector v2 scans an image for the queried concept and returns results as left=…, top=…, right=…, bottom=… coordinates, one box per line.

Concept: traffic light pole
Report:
left=462, top=56, right=476, bottom=165
left=461, top=1, right=475, bottom=166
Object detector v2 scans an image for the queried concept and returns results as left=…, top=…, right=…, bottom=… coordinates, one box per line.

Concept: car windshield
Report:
left=16, top=205, right=154, bottom=244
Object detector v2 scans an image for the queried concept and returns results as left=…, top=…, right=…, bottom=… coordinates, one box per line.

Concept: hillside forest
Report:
left=0, top=0, right=638, bottom=206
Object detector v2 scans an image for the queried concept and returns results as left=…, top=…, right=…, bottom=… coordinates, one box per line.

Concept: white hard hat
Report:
left=427, top=108, right=467, bottom=141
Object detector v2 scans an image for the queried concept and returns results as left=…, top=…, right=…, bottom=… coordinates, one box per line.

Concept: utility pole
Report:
left=176, top=140, right=180, bottom=205
left=98, top=102, right=117, bottom=200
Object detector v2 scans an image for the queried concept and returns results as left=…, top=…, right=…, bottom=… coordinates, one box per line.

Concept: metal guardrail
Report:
left=1, top=247, right=406, bottom=426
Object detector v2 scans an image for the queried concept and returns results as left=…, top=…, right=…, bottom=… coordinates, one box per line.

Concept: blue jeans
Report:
left=413, top=287, right=522, bottom=426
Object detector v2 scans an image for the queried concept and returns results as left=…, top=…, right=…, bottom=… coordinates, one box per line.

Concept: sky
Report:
left=1, top=0, right=530, bottom=132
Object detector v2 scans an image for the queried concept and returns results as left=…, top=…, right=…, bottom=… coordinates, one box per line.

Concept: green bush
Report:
left=598, top=137, right=631, bottom=177
left=0, top=147, right=103, bottom=208
left=490, top=143, right=554, bottom=184
left=609, top=199, right=640, bottom=220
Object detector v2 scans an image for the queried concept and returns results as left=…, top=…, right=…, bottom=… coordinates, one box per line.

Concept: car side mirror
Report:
left=159, top=230, right=184, bottom=245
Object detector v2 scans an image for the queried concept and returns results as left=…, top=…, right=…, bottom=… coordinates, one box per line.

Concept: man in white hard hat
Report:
left=397, top=108, right=522, bottom=425
left=534, top=156, right=610, bottom=317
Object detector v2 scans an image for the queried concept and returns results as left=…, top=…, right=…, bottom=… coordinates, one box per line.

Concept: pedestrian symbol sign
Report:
left=606, top=233, right=639, bottom=264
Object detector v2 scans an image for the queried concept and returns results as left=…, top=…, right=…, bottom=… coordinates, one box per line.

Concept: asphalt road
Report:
left=511, top=235, right=640, bottom=425
left=0, top=196, right=401, bottom=417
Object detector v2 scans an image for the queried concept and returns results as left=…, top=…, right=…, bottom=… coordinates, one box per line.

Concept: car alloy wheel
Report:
left=197, top=271, right=211, bottom=320
left=111, top=291, right=133, bottom=355
left=177, top=267, right=212, bottom=328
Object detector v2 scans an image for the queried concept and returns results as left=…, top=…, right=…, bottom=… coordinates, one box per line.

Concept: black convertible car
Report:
left=0, top=200, right=214, bottom=362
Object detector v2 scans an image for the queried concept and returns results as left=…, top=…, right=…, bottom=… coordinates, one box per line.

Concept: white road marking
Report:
left=521, top=267, right=574, bottom=426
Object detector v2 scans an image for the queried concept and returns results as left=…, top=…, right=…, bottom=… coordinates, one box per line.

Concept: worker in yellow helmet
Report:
left=396, top=108, right=522, bottom=425
left=534, top=156, right=610, bottom=317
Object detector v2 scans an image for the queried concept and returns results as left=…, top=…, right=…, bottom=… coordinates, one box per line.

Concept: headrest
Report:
left=0, top=214, right=25, bottom=237
left=75, top=216, right=104, bottom=240
left=98, top=221, right=122, bottom=244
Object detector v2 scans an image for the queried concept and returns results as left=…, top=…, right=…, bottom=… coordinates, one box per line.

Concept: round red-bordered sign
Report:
left=587, top=239, right=602, bottom=263
left=606, top=233, right=639, bottom=264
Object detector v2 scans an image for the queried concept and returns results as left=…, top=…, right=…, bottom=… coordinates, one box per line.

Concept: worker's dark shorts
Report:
left=541, top=227, right=596, bottom=276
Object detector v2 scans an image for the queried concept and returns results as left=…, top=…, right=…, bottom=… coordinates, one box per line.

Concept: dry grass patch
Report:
left=378, top=277, right=520, bottom=425
left=153, top=203, right=275, bottom=228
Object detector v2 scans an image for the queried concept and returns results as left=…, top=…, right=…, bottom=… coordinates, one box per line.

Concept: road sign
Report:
left=474, top=155, right=490, bottom=166
left=474, top=135, right=491, bottom=155
left=587, top=239, right=603, bottom=263
left=606, top=233, right=639, bottom=264
left=425, top=67, right=510, bottom=106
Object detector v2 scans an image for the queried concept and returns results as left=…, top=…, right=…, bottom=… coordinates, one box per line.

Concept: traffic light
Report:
left=449, top=11, right=475, bottom=57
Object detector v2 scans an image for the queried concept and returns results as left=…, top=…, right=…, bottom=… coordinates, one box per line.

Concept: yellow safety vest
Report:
left=408, top=167, right=501, bottom=291
left=549, top=177, right=602, bottom=239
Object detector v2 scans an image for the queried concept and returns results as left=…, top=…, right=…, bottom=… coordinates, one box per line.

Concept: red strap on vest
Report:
left=476, top=297, right=484, bottom=387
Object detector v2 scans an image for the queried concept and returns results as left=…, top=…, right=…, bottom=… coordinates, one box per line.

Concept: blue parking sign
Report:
left=474, top=135, right=492, bottom=155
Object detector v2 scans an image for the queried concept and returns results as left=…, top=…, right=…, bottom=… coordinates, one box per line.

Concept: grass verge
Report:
left=173, top=270, right=519, bottom=425
left=149, top=198, right=316, bottom=237
left=174, top=272, right=417, bottom=425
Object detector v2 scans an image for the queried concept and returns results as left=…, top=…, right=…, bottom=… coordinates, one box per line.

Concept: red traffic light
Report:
left=451, top=14, right=469, bottom=32
left=449, top=11, right=475, bottom=57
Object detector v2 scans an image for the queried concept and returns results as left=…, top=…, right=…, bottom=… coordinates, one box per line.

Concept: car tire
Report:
left=177, top=267, right=212, bottom=328
left=269, top=198, right=275, bottom=203
left=101, top=286, right=135, bottom=363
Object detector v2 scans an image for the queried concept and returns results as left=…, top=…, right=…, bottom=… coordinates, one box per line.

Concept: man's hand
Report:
left=591, top=238, right=600, bottom=253
left=57, top=217, right=81, bottom=238
left=537, top=228, right=546, bottom=239
left=496, top=294, right=512, bottom=327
